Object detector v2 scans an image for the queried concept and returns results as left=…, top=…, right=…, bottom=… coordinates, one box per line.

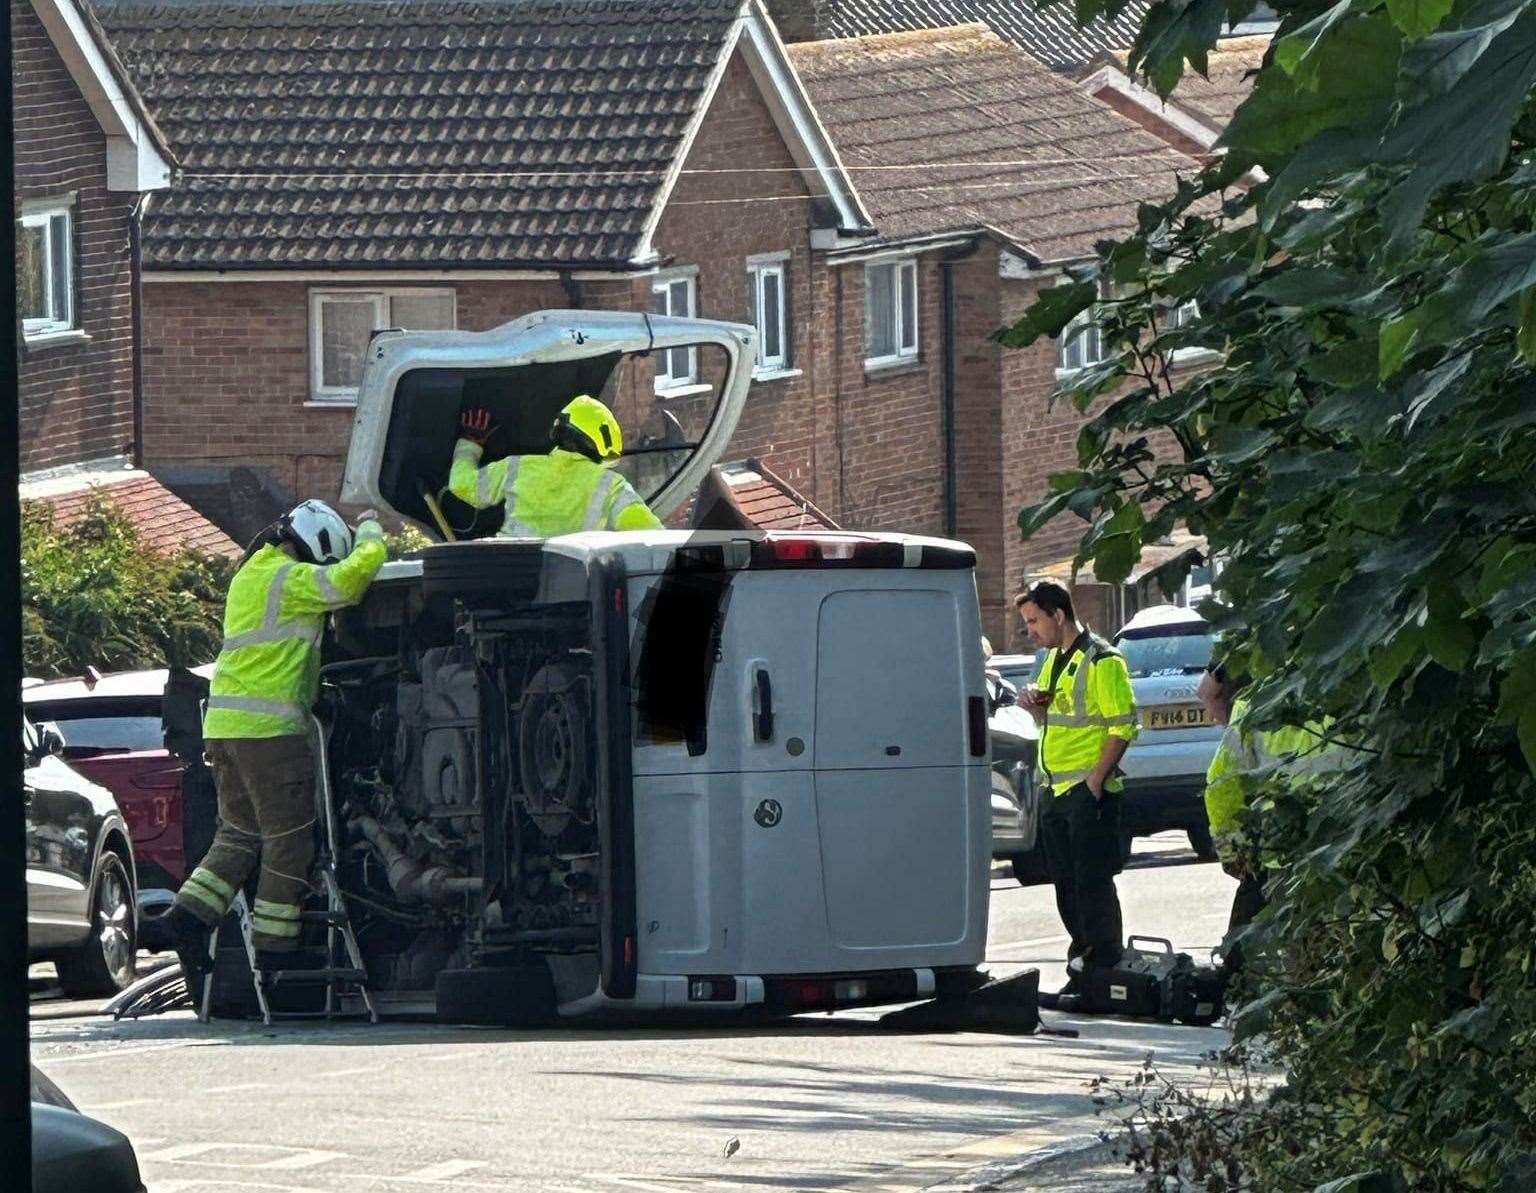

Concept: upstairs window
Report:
left=865, top=258, right=918, bottom=367
left=309, top=288, right=455, bottom=402
left=651, top=273, right=698, bottom=392
left=749, top=257, right=790, bottom=375
left=1058, top=304, right=1105, bottom=373
left=18, top=203, right=75, bottom=339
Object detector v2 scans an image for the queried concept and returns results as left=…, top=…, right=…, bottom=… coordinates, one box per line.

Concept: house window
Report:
left=309, top=288, right=455, bottom=401
left=18, top=203, right=75, bottom=339
left=1165, top=298, right=1199, bottom=330
left=748, top=257, right=790, bottom=375
left=1058, top=300, right=1106, bottom=373
left=650, top=274, right=697, bottom=392
left=865, top=258, right=918, bottom=367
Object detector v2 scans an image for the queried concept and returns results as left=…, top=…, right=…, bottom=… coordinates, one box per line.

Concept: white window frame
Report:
left=308, top=287, right=456, bottom=403
left=748, top=254, right=791, bottom=377
left=19, top=202, right=76, bottom=340
left=651, top=271, right=699, bottom=394
left=864, top=257, right=919, bottom=369
left=1056, top=281, right=1107, bottom=378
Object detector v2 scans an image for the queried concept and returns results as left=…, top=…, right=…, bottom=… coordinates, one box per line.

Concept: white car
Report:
left=1113, top=604, right=1221, bottom=859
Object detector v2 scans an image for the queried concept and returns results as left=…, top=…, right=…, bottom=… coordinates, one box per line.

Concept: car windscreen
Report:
left=1114, top=622, right=1213, bottom=678
left=26, top=699, right=164, bottom=752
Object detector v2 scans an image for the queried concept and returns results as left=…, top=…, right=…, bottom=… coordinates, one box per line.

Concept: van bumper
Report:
left=559, top=966, right=945, bottom=1016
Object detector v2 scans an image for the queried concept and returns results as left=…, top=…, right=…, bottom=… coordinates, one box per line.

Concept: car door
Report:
left=340, top=309, right=755, bottom=537
left=24, top=719, right=96, bottom=950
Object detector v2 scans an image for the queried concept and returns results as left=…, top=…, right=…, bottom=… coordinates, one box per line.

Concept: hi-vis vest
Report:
left=1037, top=632, right=1139, bottom=795
left=1204, top=696, right=1339, bottom=856
left=449, top=441, right=662, bottom=537
left=203, top=524, right=386, bottom=740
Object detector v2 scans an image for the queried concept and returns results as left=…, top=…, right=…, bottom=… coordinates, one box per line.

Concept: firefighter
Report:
left=449, top=395, right=663, bottom=536
left=168, top=500, right=386, bottom=977
left=1015, top=580, right=1138, bottom=975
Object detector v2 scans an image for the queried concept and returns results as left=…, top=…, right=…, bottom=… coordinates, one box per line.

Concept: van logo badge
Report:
left=754, top=799, right=783, bottom=829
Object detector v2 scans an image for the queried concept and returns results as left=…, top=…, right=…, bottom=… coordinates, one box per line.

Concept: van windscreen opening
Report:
left=633, top=556, right=732, bottom=757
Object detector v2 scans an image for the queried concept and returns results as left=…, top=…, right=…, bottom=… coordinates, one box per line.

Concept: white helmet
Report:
left=281, top=500, right=352, bottom=565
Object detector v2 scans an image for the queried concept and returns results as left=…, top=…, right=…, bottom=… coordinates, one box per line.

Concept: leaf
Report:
left=1369, top=625, right=1422, bottom=688
left=1398, top=0, right=1530, bottom=104
left=1519, top=706, right=1536, bottom=777
left=1313, top=1172, right=1392, bottom=1193
left=1254, top=266, right=1373, bottom=309
left=1379, top=314, right=1422, bottom=379
left=1424, top=585, right=1476, bottom=670
left=996, top=281, right=1096, bottom=349
left=1128, top=0, right=1229, bottom=98
left=1519, top=287, right=1536, bottom=366
left=1401, top=352, right=1473, bottom=431
left=1275, top=0, right=1362, bottom=87
left=1387, top=0, right=1454, bottom=39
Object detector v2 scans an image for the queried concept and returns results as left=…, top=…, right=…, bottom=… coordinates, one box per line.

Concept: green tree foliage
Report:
left=22, top=494, right=233, bottom=679
left=1005, top=0, right=1536, bottom=1186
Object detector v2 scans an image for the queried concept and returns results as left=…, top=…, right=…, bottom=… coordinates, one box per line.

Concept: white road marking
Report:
left=141, top=1142, right=349, bottom=1171
left=590, top=1176, right=692, bottom=1192
left=985, top=933, right=1071, bottom=951
left=402, top=1160, right=489, bottom=1181
left=79, top=1098, right=153, bottom=1111
left=42, top=1038, right=229, bottom=1064
left=153, top=1182, right=325, bottom=1193
left=202, top=1083, right=270, bottom=1095
left=312, top=1066, right=382, bottom=1079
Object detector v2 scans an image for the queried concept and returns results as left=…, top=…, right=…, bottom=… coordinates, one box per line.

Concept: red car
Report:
left=23, top=665, right=213, bottom=948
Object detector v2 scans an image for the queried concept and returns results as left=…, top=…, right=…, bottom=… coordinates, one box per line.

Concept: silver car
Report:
left=1113, top=604, right=1220, bottom=859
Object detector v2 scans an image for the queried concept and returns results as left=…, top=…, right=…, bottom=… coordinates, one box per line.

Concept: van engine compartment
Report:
left=318, top=573, right=606, bottom=1014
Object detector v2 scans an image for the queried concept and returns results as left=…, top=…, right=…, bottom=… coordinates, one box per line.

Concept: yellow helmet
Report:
left=551, top=394, right=623, bottom=464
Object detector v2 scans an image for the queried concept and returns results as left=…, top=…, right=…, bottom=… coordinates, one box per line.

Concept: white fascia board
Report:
left=628, top=14, right=746, bottom=267
left=825, top=236, right=975, bottom=266
left=142, top=269, right=645, bottom=283
left=1081, top=64, right=1220, bottom=151
left=999, top=251, right=1062, bottom=282
left=29, top=0, right=172, bottom=192
left=737, top=3, right=872, bottom=233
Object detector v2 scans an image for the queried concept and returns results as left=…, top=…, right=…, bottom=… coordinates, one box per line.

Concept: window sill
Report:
left=655, top=383, right=713, bottom=399
left=24, top=328, right=90, bottom=351
left=305, top=396, right=359, bottom=409
left=1169, top=347, right=1223, bottom=368
left=864, top=356, right=923, bottom=379
left=751, top=367, right=802, bottom=383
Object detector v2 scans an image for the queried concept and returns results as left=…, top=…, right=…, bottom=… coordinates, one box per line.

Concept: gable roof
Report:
left=90, top=0, right=866, bottom=271
left=788, top=25, right=1198, bottom=266
left=693, top=459, right=840, bottom=530
left=1082, top=35, right=1270, bottom=148
left=20, top=466, right=241, bottom=557
left=28, top=0, right=175, bottom=191
left=814, top=0, right=1153, bottom=72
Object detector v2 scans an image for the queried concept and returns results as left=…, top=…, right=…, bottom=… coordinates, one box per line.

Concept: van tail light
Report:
left=749, top=535, right=904, bottom=569
left=968, top=696, right=987, bottom=757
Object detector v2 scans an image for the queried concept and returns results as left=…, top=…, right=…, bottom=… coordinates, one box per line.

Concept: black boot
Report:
left=169, top=906, right=214, bottom=981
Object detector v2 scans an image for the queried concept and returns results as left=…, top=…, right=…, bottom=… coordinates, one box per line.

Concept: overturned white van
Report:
left=285, top=311, right=991, bottom=1022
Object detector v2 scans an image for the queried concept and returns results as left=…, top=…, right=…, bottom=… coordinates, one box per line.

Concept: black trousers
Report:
left=1040, top=783, right=1124, bottom=967
left=1222, top=868, right=1267, bottom=974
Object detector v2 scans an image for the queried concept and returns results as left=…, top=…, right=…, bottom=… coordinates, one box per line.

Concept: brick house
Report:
left=787, top=25, right=1209, bottom=645
left=14, top=0, right=237, bottom=555
left=93, top=0, right=875, bottom=544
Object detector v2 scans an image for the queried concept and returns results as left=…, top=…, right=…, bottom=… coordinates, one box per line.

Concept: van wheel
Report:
left=1187, top=824, right=1218, bottom=862
left=56, top=854, right=137, bottom=997
left=436, top=964, right=557, bottom=1027
left=1011, top=850, right=1051, bottom=887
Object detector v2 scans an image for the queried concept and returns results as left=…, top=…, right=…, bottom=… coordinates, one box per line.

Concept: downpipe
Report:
left=355, top=816, right=482, bottom=904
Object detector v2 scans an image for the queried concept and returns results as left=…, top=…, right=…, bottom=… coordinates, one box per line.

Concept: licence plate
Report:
left=1145, top=703, right=1210, bottom=730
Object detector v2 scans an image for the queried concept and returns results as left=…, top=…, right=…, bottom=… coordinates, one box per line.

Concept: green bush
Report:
left=22, top=494, right=234, bottom=680
left=1005, top=0, right=1536, bottom=1186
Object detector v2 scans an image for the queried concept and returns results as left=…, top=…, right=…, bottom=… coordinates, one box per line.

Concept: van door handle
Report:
left=752, top=667, right=774, bottom=743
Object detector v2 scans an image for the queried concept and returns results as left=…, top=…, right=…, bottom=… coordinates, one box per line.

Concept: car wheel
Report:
left=1011, top=849, right=1051, bottom=887
left=1187, top=823, right=1219, bottom=862
left=56, top=853, right=137, bottom=997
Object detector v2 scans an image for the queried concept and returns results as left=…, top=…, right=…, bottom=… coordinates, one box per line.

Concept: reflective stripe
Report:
left=607, top=486, right=645, bottom=527
left=266, top=563, right=294, bottom=627
left=582, top=471, right=619, bottom=531
left=314, top=567, right=343, bottom=605
left=206, top=695, right=307, bottom=721
left=222, top=621, right=323, bottom=652
left=1049, top=711, right=1138, bottom=728
left=1047, top=768, right=1092, bottom=786
left=252, top=898, right=300, bottom=921
left=184, top=859, right=235, bottom=896
left=177, top=881, right=226, bottom=916
left=502, top=514, right=540, bottom=537
left=250, top=915, right=301, bottom=938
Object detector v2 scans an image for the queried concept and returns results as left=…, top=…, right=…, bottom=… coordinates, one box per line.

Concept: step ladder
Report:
left=195, top=715, right=379, bottom=1026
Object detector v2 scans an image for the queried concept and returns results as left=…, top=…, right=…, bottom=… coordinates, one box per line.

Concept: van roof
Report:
left=22, top=663, right=216, bottom=704
left=378, top=530, right=976, bottom=583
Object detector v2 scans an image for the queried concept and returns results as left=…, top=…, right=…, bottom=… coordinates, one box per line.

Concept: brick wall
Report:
left=14, top=0, right=138, bottom=472
left=141, top=277, right=566, bottom=514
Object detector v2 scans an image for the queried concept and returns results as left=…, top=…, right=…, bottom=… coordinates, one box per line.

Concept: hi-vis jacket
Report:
left=449, top=441, right=662, bottom=537
left=1037, top=632, right=1139, bottom=796
left=203, top=523, right=386, bottom=740
left=1204, top=696, right=1338, bottom=859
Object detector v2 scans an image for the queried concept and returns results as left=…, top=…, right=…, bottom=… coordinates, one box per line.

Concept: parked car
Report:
left=32, top=1065, right=147, bottom=1193
left=23, top=665, right=214, bottom=947
left=987, top=652, right=1037, bottom=691
left=986, top=670, right=1050, bottom=885
left=1113, top=604, right=1220, bottom=859
left=24, top=713, right=139, bottom=995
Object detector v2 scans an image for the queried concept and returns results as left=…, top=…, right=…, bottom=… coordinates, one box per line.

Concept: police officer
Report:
left=168, top=500, right=386, bottom=977
left=1016, top=580, right=1138, bottom=975
left=450, top=395, right=663, bottom=535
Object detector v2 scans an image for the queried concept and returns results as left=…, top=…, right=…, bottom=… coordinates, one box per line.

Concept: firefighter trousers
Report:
left=1040, top=782, right=1125, bottom=969
left=173, top=735, right=316, bottom=951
